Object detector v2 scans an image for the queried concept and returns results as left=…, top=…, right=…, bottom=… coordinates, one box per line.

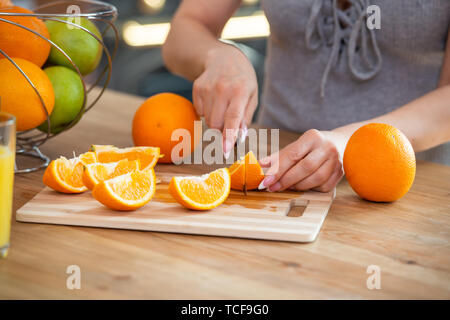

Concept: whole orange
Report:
left=343, top=123, right=416, bottom=202
left=0, top=58, right=55, bottom=131
left=132, top=93, right=199, bottom=163
left=0, top=6, right=51, bottom=67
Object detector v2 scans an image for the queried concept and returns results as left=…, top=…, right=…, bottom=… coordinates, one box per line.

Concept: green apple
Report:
left=46, top=17, right=103, bottom=75
left=38, top=66, right=84, bottom=134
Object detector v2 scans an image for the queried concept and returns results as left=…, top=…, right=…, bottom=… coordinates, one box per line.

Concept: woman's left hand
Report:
left=259, top=129, right=346, bottom=192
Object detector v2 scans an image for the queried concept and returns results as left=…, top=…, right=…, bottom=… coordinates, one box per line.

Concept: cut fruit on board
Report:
left=92, top=145, right=161, bottom=169
left=92, top=168, right=156, bottom=211
left=17, top=172, right=335, bottom=243
left=82, top=159, right=140, bottom=190
left=169, top=168, right=231, bottom=211
left=43, top=152, right=96, bottom=193
left=229, top=151, right=264, bottom=191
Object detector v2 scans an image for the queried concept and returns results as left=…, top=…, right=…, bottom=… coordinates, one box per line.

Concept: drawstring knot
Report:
left=305, top=0, right=382, bottom=97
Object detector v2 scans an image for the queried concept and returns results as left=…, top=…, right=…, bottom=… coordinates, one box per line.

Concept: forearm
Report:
left=162, top=16, right=225, bottom=80
left=162, top=0, right=241, bottom=81
left=333, top=85, right=450, bottom=152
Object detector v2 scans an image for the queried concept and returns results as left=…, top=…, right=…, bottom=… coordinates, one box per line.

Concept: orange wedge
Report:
left=43, top=152, right=97, bottom=193
left=92, top=169, right=156, bottom=211
left=93, top=145, right=160, bottom=169
left=82, top=159, right=140, bottom=190
left=169, top=168, right=230, bottom=210
left=228, top=151, right=264, bottom=191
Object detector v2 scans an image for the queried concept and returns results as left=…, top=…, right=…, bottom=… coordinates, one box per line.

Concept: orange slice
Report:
left=82, top=159, right=140, bottom=190
left=228, top=151, right=264, bottom=191
left=92, top=169, right=156, bottom=211
left=43, top=152, right=97, bottom=193
left=169, top=168, right=231, bottom=210
left=93, top=145, right=160, bottom=169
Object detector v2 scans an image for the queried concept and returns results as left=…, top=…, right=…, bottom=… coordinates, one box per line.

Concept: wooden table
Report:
left=1, top=89, right=449, bottom=299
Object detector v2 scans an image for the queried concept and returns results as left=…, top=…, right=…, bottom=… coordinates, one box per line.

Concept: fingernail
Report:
left=223, top=140, right=233, bottom=159
left=268, top=182, right=281, bottom=192
left=258, top=180, right=266, bottom=190
left=259, top=175, right=275, bottom=190
left=259, top=158, right=270, bottom=166
left=239, top=125, right=248, bottom=144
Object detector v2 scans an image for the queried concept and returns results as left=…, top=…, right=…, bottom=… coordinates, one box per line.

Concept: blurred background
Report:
left=18, top=0, right=268, bottom=102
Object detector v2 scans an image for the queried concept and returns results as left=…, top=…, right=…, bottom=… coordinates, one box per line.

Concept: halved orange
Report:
left=43, top=152, right=97, bottom=193
left=93, top=145, right=160, bottom=169
left=82, top=159, right=140, bottom=190
left=228, top=151, right=264, bottom=191
left=168, top=168, right=231, bottom=210
left=92, top=169, right=156, bottom=211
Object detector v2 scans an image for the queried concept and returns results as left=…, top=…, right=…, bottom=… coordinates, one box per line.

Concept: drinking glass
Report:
left=0, top=112, right=15, bottom=258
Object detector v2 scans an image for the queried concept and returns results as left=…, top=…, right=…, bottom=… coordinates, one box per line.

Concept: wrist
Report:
left=321, top=130, right=348, bottom=160
left=205, top=40, right=249, bottom=68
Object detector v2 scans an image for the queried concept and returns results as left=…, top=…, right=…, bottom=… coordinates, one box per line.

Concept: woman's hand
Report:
left=193, top=44, right=258, bottom=157
left=259, top=130, right=346, bottom=192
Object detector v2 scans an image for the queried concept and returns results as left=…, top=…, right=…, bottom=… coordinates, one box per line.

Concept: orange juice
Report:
left=0, top=145, right=14, bottom=258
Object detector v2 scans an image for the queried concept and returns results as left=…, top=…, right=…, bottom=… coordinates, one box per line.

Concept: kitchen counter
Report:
left=1, top=88, right=449, bottom=299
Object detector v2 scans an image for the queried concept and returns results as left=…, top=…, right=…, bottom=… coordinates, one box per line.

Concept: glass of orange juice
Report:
left=0, top=112, right=15, bottom=258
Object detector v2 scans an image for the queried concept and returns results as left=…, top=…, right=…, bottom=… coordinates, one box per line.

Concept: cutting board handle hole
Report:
left=286, top=199, right=309, bottom=217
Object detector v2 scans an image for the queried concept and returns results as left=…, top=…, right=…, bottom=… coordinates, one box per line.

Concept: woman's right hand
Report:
left=193, top=44, right=258, bottom=158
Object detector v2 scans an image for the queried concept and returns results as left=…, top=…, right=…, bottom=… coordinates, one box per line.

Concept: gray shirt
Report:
left=257, top=0, right=450, bottom=165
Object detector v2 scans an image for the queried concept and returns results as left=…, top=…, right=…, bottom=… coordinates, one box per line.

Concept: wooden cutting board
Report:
left=16, top=172, right=335, bottom=242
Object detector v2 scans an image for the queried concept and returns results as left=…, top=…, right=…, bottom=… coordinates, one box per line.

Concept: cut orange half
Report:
left=43, top=152, right=97, bottom=193
left=168, top=168, right=231, bottom=210
left=93, top=146, right=160, bottom=169
left=82, top=159, right=140, bottom=190
left=92, top=169, right=156, bottom=211
left=228, top=151, right=264, bottom=191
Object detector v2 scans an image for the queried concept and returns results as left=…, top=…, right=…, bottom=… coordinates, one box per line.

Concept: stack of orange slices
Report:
left=43, top=145, right=160, bottom=211
left=82, top=159, right=140, bottom=190
left=43, top=151, right=96, bottom=193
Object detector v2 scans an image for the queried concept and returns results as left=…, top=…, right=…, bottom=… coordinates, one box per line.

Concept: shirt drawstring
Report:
left=305, top=0, right=383, bottom=97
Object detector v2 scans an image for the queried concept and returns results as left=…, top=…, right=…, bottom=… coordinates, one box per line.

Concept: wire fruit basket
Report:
left=0, top=0, right=118, bottom=173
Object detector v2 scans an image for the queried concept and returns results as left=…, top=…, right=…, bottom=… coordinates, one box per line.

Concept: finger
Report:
left=259, top=158, right=271, bottom=167
left=313, top=162, right=344, bottom=192
left=192, top=81, right=204, bottom=117
left=238, top=123, right=248, bottom=145
left=261, top=136, right=316, bottom=189
left=237, top=91, right=256, bottom=144
left=222, top=93, right=248, bottom=157
left=209, top=93, right=228, bottom=130
left=270, top=147, right=329, bottom=191
left=291, top=159, right=336, bottom=191
left=259, top=150, right=278, bottom=168
left=243, top=91, right=258, bottom=127
left=202, top=84, right=215, bottom=127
